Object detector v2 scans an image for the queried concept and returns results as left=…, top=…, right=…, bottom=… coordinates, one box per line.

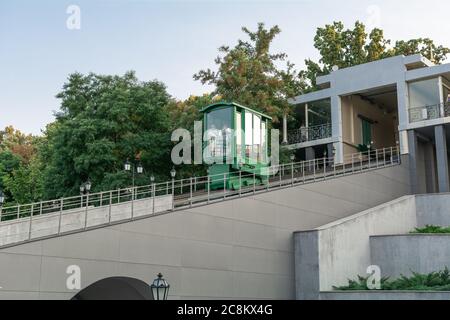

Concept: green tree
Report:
left=303, top=21, right=450, bottom=89
left=42, top=71, right=173, bottom=199
left=194, top=23, right=305, bottom=123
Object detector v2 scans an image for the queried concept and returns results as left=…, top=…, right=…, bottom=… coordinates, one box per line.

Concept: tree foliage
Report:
left=303, top=21, right=450, bottom=89
left=41, top=71, right=173, bottom=199
left=194, top=23, right=306, bottom=122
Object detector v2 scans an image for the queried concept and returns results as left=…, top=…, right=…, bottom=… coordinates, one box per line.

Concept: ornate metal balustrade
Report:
left=287, top=123, right=332, bottom=145
left=409, top=102, right=450, bottom=123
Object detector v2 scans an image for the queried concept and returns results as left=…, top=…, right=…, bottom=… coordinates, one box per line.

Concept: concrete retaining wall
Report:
left=294, top=195, right=417, bottom=299
left=0, top=195, right=173, bottom=247
left=371, top=234, right=450, bottom=278
left=0, top=163, right=410, bottom=300
left=295, top=192, right=450, bottom=300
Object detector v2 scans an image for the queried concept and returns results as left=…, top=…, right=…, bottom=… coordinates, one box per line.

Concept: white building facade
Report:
left=288, top=54, right=450, bottom=194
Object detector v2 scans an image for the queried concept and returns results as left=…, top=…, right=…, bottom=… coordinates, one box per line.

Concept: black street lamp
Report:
left=80, top=180, right=92, bottom=207
left=125, top=159, right=144, bottom=188
left=151, top=273, right=170, bottom=300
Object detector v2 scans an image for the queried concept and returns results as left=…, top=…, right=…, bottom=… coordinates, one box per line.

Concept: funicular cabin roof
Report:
left=200, top=102, right=272, bottom=121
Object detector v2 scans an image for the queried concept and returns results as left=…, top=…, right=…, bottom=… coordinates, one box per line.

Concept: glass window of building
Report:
left=408, top=78, right=441, bottom=108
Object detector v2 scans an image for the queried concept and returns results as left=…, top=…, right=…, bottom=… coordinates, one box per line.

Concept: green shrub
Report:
left=411, top=225, right=450, bottom=234
left=334, top=268, right=450, bottom=291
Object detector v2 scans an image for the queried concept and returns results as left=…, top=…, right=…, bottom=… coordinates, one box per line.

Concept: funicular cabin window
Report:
left=245, top=112, right=253, bottom=158
left=236, top=112, right=242, bottom=162
left=253, top=115, right=261, bottom=161
left=206, top=108, right=232, bottom=159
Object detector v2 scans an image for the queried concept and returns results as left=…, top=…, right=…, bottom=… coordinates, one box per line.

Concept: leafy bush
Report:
left=411, top=225, right=450, bottom=234
left=334, top=268, right=450, bottom=291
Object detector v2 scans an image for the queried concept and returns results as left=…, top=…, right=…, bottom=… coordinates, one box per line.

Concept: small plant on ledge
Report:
left=411, top=225, right=450, bottom=234
left=334, top=268, right=450, bottom=291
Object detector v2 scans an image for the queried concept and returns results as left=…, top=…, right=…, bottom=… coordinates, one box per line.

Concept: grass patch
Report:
left=334, top=268, right=450, bottom=291
left=411, top=225, right=450, bottom=234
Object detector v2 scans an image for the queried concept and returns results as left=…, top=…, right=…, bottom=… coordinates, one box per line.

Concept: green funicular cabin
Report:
left=201, top=102, right=272, bottom=190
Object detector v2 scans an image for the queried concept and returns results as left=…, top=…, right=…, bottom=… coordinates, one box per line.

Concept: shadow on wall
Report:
left=71, top=277, right=153, bottom=300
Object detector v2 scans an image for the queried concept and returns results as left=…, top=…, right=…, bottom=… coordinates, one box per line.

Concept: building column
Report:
left=434, top=125, right=449, bottom=193
left=407, top=130, right=419, bottom=194
left=331, top=95, right=343, bottom=163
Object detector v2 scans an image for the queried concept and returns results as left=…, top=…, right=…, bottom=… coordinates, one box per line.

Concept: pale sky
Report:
left=1, top=0, right=449, bottom=135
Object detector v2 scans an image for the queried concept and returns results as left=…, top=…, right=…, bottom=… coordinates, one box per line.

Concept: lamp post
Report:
left=151, top=273, right=170, bottom=300
left=80, top=180, right=91, bottom=207
left=125, top=159, right=143, bottom=188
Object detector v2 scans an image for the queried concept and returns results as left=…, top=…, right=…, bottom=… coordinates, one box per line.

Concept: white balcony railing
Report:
left=409, top=102, right=450, bottom=123
left=287, top=123, right=332, bottom=145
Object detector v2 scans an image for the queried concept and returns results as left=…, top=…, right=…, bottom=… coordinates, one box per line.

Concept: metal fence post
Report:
left=109, top=191, right=112, bottom=224
left=390, top=147, right=394, bottom=165
left=323, top=157, right=326, bottom=180
left=190, top=178, right=193, bottom=207
left=58, top=198, right=63, bottom=234
left=253, top=172, right=256, bottom=194
left=17, top=205, right=20, bottom=219
left=375, top=149, right=379, bottom=168
left=223, top=174, right=227, bottom=199
left=152, top=183, right=156, bottom=214
left=84, top=193, right=89, bottom=229
left=291, top=162, right=294, bottom=186
left=28, top=203, right=34, bottom=240
left=313, top=160, right=316, bottom=182
left=131, top=187, right=135, bottom=218
left=207, top=176, right=210, bottom=204
left=239, top=170, right=242, bottom=197
left=279, top=165, right=282, bottom=187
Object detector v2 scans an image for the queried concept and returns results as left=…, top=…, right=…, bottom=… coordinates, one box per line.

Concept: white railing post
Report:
left=207, top=176, right=210, bottom=204
left=223, top=174, right=227, bottom=199
left=84, top=193, right=89, bottom=229
left=152, top=183, right=156, bottom=214
left=239, top=170, right=242, bottom=197
left=279, top=165, right=282, bottom=187
left=17, top=205, right=20, bottom=219
left=291, top=162, right=294, bottom=186
left=131, top=187, right=135, bottom=218
left=58, top=198, right=63, bottom=234
left=323, top=157, right=326, bottom=180
left=28, top=204, right=34, bottom=240
left=253, top=172, right=256, bottom=194
left=360, top=153, right=363, bottom=172
left=109, top=191, right=112, bottom=224
left=190, top=178, right=193, bottom=207
left=313, top=159, right=316, bottom=182
left=376, top=149, right=379, bottom=168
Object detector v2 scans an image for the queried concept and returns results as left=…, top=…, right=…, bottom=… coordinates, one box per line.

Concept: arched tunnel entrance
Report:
left=71, top=277, right=153, bottom=300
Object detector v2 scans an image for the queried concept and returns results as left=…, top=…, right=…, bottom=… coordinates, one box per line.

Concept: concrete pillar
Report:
left=407, top=130, right=419, bottom=194
left=282, top=114, right=288, bottom=144
left=434, top=125, right=449, bottom=193
left=331, top=96, right=343, bottom=163
left=424, top=143, right=437, bottom=193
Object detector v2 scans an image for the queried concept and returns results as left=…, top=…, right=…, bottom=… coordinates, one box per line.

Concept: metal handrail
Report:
left=0, top=146, right=400, bottom=248
left=409, top=102, right=450, bottom=123
left=287, top=123, right=332, bottom=145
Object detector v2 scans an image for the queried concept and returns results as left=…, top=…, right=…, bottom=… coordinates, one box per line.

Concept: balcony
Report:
left=287, top=123, right=332, bottom=145
left=409, top=102, right=450, bottom=123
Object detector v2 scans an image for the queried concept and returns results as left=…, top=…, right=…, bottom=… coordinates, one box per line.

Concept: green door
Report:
left=362, top=119, right=372, bottom=147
